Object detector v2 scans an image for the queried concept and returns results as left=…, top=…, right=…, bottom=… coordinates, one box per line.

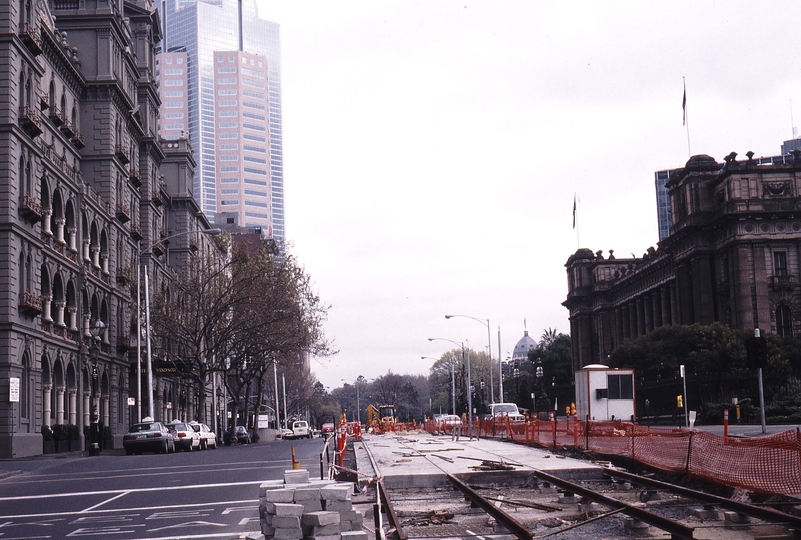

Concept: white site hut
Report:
left=575, top=364, right=636, bottom=422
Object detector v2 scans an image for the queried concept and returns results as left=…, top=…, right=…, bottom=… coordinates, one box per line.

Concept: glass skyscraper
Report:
left=158, top=0, right=284, bottom=242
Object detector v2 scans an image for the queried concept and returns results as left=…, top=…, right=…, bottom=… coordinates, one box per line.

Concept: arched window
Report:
left=21, top=354, right=30, bottom=419
left=777, top=305, right=793, bottom=338
left=18, top=253, right=25, bottom=295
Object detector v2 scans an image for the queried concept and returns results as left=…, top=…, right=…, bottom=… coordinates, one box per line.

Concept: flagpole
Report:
left=683, top=77, right=691, bottom=157
left=573, top=193, right=579, bottom=249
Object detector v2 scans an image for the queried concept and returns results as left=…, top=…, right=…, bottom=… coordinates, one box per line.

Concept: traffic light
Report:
left=677, top=395, right=683, bottom=409
left=745, top=336, right=767, bottom=370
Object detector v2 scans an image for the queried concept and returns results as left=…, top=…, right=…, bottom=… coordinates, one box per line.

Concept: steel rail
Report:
left=532, top=469, right=694, bottom=539
left=606, top=468, right=801, bottom=529
left=447, top=474, right=533, bottom=540
left=362, top=438, right=406, bottom=540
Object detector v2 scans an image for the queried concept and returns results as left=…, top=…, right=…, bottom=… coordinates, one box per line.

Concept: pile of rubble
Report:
left=258, top=469, right=368, bottom=540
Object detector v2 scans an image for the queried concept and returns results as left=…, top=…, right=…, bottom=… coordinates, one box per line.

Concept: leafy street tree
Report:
left=150, top=234, right=333, bottom=431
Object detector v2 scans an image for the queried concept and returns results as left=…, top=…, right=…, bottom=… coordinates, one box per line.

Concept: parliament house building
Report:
left=564, top=152, right=801, bottom=373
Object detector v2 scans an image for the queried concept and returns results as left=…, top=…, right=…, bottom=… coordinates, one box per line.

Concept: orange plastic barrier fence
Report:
left=425, top=417, right=801, bottom=495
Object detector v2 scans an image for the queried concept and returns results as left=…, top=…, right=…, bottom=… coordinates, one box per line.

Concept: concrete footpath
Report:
left=353, top=430, right=602, bottom=489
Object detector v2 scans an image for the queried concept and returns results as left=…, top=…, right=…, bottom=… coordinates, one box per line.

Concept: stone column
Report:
left=644, top=294, right=654, bottom=334
left=55, top=301, right=66, bottom=327
left=103, top=395, right=110, bottom=428
left=652, top=290, right=662, bottom=329
left=661, top=286, right=671, bottom=326
left=82, top=239, right=91, bottom=262
left=636, top=298, right=645, bottom=336
left=56, top=386, right=65, bottom=425
left=83, top=314, right=90, bottom=337
left=67, top=227, right=77, bottom=251
left=55, top=218, right=65, bottom=244
left=42, top=210, right=53, bottom=236
left=68, top=307, right=77, bottom=331
left=91, top=246, right=100, bottom=268
left=101, top=253, right=109, bottom=274
left=69, top=390, right=77, bottom=425
left=83, top=392, right=90, bottom=428
left=42, top=295, right=53, bottom=322
left=43, top=384, right=52, bottom=427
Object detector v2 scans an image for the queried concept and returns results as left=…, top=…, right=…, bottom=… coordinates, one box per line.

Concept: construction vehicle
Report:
left=366, top=403, right=396, bottom=432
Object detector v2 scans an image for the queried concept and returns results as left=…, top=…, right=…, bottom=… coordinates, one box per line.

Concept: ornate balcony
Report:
left=38, top=93, right=49, bottom=111
left=115, top=203, right=130, bottom=224
left=117, top=335, right=132, bottom=351
left=70, top=130, right=85, bottom=149
left=19, top=22, right=42, bottom=56
left=151, top=241, right=165, bottom=256
left=59, top=119, right=75, bottom=138
left=19, top=106, right=42, bottom=138
left=48, top=106, right=64, bottom=126
left=152, top=189, right=162, bottom=207
left=116, top=265, right=133, bottom=285
left=772, top=274, right=795, bottom=291
left=19, top=195, right=43, bottom=223
left=115, top=144, right=130, bottom=164
left=130, top=223, right=142, bottom=241
left=18, top=291, right=43, bottom=316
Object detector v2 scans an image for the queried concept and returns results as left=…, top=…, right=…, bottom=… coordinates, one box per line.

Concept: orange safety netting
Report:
left=423, top=417, right=801, bottom=494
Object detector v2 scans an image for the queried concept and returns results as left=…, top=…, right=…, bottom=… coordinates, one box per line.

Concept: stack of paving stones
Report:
left=259, top=469, right=368, bottom=540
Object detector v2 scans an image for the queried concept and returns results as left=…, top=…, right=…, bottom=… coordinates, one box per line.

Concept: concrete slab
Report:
left=355, top=431, right=600, bottom=489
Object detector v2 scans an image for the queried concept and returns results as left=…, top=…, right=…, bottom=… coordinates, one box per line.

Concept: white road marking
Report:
left=0, top=499, right=255, bottom=520
left=148, top=521, right=227, bottom=532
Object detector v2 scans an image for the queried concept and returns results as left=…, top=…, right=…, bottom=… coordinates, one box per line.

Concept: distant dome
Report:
left=512, top=330, right=538, bottom=361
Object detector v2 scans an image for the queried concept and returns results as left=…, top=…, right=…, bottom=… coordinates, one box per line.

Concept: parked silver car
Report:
left=123, top=421, right=174, bottom=455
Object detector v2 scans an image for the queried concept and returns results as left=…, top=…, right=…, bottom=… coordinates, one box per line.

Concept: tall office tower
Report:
left=654, top=169, right=675, bottom=242
left=158, top=0, right=284, bottom=242
left=215, top=51, right=273, bottom=233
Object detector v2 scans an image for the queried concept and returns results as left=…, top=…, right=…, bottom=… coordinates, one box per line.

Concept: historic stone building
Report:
left=564, top=152, right=801, bottom=373
left=0, top=0, right=219, bottom=458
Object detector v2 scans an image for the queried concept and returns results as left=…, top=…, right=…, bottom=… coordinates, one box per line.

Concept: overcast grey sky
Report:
left=255, top=1, right=801, bottom=391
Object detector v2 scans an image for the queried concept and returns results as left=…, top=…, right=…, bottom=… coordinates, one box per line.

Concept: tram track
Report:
left=364, top=436, right=801, bottom=539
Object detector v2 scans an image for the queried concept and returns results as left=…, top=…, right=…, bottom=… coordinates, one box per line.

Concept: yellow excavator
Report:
left=366, top=404, right=396, bottom=432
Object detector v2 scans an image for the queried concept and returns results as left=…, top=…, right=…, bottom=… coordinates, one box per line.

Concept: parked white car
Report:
left=189, top=422, right=217, bottom=450
left=489, top=403, right=526, bottom=422
left=290, top=420, right=310, bottom=439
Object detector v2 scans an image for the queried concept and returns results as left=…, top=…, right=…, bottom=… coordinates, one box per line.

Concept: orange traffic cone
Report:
left=291, top=445, right=300, bottom=469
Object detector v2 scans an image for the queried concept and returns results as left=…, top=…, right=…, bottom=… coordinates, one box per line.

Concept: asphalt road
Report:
left=0, top=437, right=328, bottom=539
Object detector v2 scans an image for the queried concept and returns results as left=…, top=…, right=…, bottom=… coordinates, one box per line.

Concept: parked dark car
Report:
left=235, top=425, right=251, bottom=444
left=123, top=421, right=174, bottom=455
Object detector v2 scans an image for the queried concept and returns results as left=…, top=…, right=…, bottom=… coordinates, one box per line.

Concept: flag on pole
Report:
left=682, top=80, right=687, bottom=126
left=572, top=194, right=577, bottom=229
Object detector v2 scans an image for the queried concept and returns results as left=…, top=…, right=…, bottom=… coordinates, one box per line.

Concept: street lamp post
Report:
left=88, top=318, right=105, bottom=456
left=429, top=337, right=472, bottom=422
left=445, top=315, right=494, bottom=404
left=136, top=228, right=221, bottom=421
left=341, top=376, right=370, bottom=424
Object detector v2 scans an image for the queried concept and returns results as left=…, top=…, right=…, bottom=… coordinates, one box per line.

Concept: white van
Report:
left=489, top=403, right=525, bottom=422
left=290, top=420, right=310, bottom=439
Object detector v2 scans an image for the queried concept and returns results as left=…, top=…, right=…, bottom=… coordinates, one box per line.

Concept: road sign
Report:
left=9, top=377, right=20, bottom=403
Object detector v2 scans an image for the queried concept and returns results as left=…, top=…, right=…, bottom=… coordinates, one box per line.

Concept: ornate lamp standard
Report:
left=87, top=318, right=105, bottom=456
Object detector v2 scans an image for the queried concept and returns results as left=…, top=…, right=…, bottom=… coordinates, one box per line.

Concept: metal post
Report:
left=144, top=266, right=154, bottom=420
left=497, top=326, right=503, bottom=403
left=755, top=328, right=767, bottom=434
left=451, top=358, right=456, bottom=415
left=273, top=360, right=280, bottom=431
left=135, top=242, right=142, bottom=424
left=466, top=344, right=472, bottom=423
left=282, top=373, right=288, bottom=430
left=680, top=364, right=688, bottom=428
